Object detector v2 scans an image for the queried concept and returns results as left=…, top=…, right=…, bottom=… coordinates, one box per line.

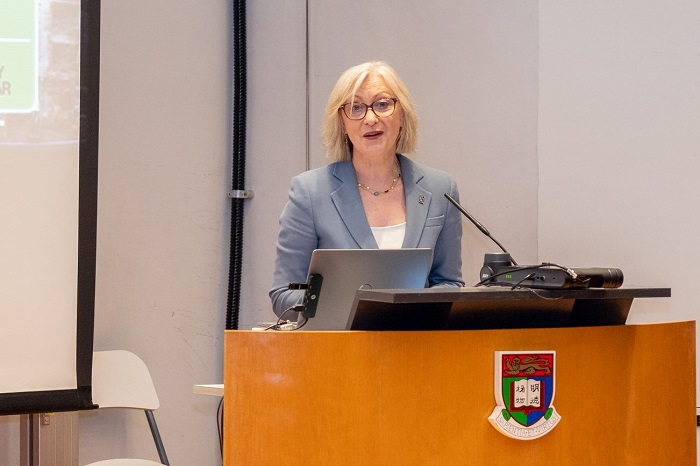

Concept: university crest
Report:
left=488, top=351, right=561, bottom=440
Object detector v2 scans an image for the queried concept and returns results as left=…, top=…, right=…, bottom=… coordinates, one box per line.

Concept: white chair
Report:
left=86, top=350, right=169, bottom=466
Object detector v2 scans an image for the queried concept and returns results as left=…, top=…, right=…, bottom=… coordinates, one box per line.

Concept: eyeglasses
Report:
left=339, top=98, right=399, bottom=120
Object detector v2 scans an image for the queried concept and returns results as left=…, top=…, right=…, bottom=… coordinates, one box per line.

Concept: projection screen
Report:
left=0, top=0, right=98, bottom=414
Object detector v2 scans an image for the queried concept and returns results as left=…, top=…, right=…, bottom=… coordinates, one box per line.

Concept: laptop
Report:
left=297, top=248, right=433, bottom=330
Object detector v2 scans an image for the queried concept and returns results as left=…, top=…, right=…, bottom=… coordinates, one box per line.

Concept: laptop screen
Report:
left=298, top=248, right=433, bottom=330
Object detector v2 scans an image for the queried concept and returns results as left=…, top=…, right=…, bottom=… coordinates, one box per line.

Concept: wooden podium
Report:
left=223, top=289, right=696, bottom=465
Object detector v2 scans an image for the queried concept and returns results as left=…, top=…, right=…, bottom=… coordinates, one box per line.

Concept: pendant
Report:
left=373, top=191, right=379, bottom=196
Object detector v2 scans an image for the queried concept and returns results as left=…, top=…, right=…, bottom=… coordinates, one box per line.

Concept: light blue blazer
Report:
left=270, top=154, right=464, bottom=317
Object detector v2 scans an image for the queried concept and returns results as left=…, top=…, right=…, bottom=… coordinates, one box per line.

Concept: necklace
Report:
left=357, top=163, right=401, bottom=196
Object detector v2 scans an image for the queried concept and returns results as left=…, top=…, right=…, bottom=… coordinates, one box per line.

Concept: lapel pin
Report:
left=418, top=195, right=425, bottom=205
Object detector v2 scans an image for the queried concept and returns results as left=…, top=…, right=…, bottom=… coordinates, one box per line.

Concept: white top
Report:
left=371, top=222, right=406, bottom=249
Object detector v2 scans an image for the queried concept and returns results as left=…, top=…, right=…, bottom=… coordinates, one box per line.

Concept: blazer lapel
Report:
left=330, top=162, right=378, bottom=248
left=400, top=155, right=431, bottom=248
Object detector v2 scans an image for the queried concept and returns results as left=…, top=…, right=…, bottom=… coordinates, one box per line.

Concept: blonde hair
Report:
left=323, top=61, right=418, bottom=162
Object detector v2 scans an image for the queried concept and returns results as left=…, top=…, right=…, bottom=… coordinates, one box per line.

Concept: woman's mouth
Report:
left=363, top=130, right=383, bottom=139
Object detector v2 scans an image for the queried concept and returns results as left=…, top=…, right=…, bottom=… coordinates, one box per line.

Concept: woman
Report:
left=270, top=61, right=464, bottom=318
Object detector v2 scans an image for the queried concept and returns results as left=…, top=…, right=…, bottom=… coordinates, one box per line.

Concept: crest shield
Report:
left=488, top=351, right=561, bottom=440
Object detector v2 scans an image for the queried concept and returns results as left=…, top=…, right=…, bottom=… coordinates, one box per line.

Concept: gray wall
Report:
left=538, top=4, right=700, bottom=327
left=538, top=0, right=700, bottom=425
left=1, top=1, right=697, bottom=465
left=81, top=0, right=233, bottom=463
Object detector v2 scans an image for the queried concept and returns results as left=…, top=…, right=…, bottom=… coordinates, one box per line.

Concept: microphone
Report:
left=568, top=267, right=624, bottom=288
left=444, top=193, right=519, bottom=266
left=444, top=193, right=624, bottom=289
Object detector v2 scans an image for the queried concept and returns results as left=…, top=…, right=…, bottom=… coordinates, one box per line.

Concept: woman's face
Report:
left=341, top=74, right=403, bottom=162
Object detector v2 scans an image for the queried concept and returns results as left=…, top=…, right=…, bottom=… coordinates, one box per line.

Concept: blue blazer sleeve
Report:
left=269, top=173, right=319, bottom=317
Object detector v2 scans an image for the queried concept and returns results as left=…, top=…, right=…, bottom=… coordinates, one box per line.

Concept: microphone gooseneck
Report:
left=443, top=193, right=623, bottom=289
left=444, top=193, right=519, bottom=266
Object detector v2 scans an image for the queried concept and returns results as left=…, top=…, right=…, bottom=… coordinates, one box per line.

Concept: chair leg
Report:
left=145, top=410, right=170, bottom=465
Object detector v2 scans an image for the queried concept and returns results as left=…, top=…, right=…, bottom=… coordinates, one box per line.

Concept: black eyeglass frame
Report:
left=339, top=98, right=399, bottom=120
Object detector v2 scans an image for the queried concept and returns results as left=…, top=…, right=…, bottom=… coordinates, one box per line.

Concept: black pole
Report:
left=226, top=0, right=247, bottom=330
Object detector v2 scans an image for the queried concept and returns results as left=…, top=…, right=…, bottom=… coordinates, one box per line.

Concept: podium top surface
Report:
left=349, top=286, right=671, bottom=330
left=353, top=286, right=671, bottom=304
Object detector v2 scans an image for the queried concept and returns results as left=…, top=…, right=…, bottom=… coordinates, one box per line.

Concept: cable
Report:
left=263, top=304, right=306, bottom=331
left=521, top=287, right=568, bottom=301
left=217, top=397, right=224, bottom=461
left=474, top=262, right=590, bottom=288
left=294, top=317, right=309, bottom=330
left=474, top=264, right=547, bottom=287
left=511, top=272, right=536, bottom=290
